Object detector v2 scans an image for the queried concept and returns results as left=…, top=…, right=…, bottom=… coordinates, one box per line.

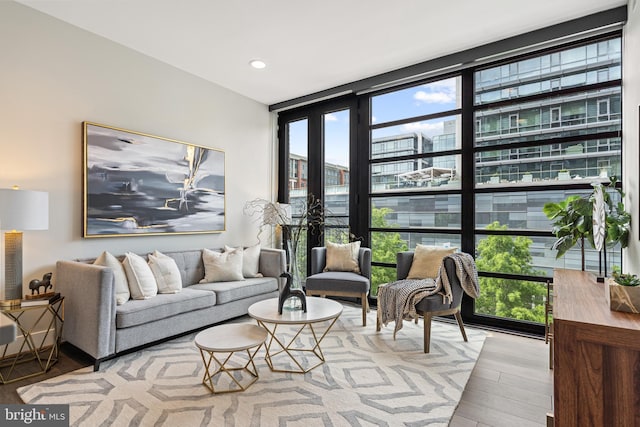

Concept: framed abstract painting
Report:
left=83, top=122, right=225, bottom=237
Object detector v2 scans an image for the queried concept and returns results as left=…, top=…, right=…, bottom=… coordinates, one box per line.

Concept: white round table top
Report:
left=248, top=297, right=343, bottom=324
left=194, top=323, right=267, bottom=352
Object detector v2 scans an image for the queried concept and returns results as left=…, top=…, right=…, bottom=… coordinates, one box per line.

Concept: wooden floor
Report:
left=451, top=330, right=553, bottom=427
left=1, top=327, right=554, bottom=426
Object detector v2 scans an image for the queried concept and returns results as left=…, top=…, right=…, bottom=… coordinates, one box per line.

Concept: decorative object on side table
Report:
left=0, top=186, right=49, bottom=307
left=28, top=272, right=53, bottom=296
left=278, top=272, right=307, bottom=314
left=606, top=267, right=640, bottom=313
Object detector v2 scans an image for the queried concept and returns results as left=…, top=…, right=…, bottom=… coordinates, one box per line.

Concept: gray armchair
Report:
left=396, top=251, right=468, bottom=353
left=305, top=246, right=371, bottom=326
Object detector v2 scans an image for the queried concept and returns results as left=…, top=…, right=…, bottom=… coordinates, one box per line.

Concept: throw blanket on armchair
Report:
left=378, top=278, right=439, bottom=339
left=378, top=252, right=479, bottom=339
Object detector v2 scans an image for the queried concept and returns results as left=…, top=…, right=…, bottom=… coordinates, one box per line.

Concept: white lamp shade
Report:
left=0, top=188, right=49, bottom=230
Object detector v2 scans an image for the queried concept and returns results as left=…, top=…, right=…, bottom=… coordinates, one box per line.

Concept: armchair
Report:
left=305, top=246, right=371, bottom=326
left=396, top=251, right=468, bottom=353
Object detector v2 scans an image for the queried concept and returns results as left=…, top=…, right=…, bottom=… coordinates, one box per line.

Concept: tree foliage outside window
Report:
left=370, top=207, right=407, bottom=295
left=475, top=222, right=546, bottom=323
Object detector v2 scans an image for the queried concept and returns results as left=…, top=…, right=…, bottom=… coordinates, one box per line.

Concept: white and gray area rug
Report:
left=19, top=304, right=486, bottom=427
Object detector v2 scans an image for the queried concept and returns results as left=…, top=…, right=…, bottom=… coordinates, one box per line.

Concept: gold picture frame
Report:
left=83, top=122, right=225, bottom=237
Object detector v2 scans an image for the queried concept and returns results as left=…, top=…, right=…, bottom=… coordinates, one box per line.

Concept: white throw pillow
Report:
left=324, top=241, right=361, bottom=273
left=148, top=250, right=182, bottom=293
left=225, top=244, right=263, bottom=278
left=201, top=248, right=244, bottom=283
left=94, top=251, right=130, bottom=305
left=123, top=252, right=158, bottom=300
left=407, top=244, right=457, bottom=279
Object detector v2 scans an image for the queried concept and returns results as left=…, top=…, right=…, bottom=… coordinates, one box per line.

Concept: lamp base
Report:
left=0, top=298, right=21, bottom=309
left=3, top=231, right=23, bottom=303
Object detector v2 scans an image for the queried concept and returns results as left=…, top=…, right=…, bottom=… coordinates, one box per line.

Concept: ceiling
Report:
left=17, top=0, right=628, bottom=107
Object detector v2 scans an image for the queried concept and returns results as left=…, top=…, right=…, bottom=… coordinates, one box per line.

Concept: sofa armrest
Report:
left=258, top=248, right=286, bottom=279
left=55, top=260, right=117, bottom=361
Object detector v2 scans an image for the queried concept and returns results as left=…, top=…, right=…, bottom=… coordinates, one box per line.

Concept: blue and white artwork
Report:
left=83, top=122, right=225, bottom=237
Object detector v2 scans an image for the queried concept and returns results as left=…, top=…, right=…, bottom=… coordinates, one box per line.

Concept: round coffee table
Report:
left=248, top=297, right=343, bottom=373
left=194, top=323, right=267, bottom=394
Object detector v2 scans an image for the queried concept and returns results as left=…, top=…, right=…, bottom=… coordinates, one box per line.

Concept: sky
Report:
left=289, top=77, right=460, bottom=167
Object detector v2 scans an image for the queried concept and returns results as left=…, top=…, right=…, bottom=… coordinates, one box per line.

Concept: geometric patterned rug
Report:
left=18, top=303, right=486, bottom=427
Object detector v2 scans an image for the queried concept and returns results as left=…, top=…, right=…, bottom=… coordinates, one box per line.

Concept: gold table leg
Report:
left=198, top=343, right=263, bottom=394
left=258, top=316, right=339, bottom=373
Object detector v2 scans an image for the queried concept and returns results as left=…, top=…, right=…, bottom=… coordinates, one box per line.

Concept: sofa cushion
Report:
left=161, top=250, right=205, bottom=286
left=190, top=277, right=278, bottom=304
left=94, top=251, right=130, bottom=305
left=123, top=252, right=158, bottom=300
left=148, top=250, right=182, bottom=293
left=225, top=244, right=263, bottom=278
left=115, top=288, right=215, bottom=329
left=201, top=248, right=244, bottom=282
left=305, top=271, right=370, bottom=293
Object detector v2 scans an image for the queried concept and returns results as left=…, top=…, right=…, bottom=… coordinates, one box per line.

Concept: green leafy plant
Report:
left=543, top=176, right=630, bottom=271
left=612, top=266, right=640, bottom=287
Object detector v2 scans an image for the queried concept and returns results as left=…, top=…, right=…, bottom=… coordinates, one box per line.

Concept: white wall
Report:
left=623, top=0, right=640, bottom=274
left=0, top=1, right=274, bottom=295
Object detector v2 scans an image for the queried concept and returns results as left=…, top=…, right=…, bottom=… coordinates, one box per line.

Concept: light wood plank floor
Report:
left=451, top=330, right=553, bottom=427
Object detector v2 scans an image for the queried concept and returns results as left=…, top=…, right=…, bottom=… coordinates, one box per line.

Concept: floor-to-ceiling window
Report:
left=278, top=97, right=357, bottom=276
left=277, top=28, right=622, bottom=335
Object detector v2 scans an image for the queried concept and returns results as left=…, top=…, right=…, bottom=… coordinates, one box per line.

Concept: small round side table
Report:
left=194, top=323, right=267, bottom=394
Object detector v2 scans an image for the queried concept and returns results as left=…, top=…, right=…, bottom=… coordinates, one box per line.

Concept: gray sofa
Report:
left=56, top=248, right=285, bottom=370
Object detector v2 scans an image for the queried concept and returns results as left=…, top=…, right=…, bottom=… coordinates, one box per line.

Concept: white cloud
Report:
left=413, top=77, right=458, bottom=104
left=402, top=121, right=444, bottom=137
left=324, top=113, right=339, bottom=122
left=371, top=115, right=377, bottom=123
left=414, top=91, right=455, bottom=104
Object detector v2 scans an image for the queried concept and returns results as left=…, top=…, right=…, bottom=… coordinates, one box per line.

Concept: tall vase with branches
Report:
left=244, top=195, right=328, bottom=289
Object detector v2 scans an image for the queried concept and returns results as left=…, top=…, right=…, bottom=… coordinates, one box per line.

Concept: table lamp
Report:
left=0, top=187, right=49, bottom=306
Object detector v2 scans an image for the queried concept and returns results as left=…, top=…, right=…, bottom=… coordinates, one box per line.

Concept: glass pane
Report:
left=475, top=38, right=621, bottom=105
left=371, top=231, right=461, bottom=264
left=324, top=109, right=350, bottom=234
left=371, top=155, right=461, bottom=193
left=372, top=115, right=461, bottom=159
left=371, top=266, right=396, bottom=297
left=475, top=234, right=621, bottom=278
left=372, top=77, right=460, bottom=123
left=288, top=118, right=308, bottom=195
left=475, top=88, right=621, bottom=147
left=372, top=195, right=461, bottom=228
left=476, top=278, right=547, bottom=323
left=287, top=119, right=308, bottom=279
left=475, top=138, right=621, bottom=186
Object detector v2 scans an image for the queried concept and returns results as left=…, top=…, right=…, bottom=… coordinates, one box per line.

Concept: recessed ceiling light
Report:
left=249, top=59, right=266, bottom=69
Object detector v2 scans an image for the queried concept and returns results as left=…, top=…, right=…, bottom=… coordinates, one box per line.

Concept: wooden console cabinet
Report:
left=553, top=268, right=640, bottom=426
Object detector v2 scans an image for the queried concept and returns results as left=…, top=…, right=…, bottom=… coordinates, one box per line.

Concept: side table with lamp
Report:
left=0, top=186, right=57, bottom=384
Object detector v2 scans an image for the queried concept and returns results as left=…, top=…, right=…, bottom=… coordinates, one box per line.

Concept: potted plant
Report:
left=543, top=176, right=630, bottom=275
left=606, top=267, right=640, bottom=313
